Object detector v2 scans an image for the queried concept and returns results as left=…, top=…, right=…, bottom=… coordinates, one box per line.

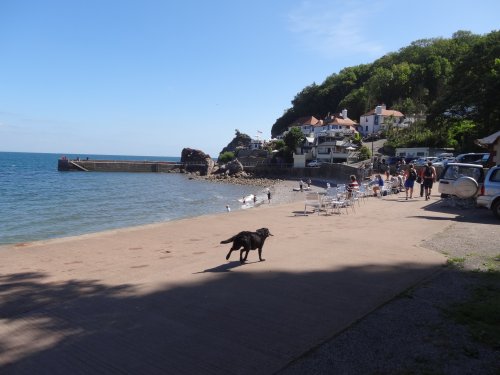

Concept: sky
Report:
left=0, top=0, right=498, bottom=157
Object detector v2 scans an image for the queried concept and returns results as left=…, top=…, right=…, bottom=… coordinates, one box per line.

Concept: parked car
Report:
left=438, top=163, right=486, bottom=199
left=477, top=165, right=500, bottom=219
left=412, top=157, right=437, bottom=167
left=307, top=160, right=321, bottom=167
left=455, top=152, right=489, bottom=165
left=386, top=156, right=402, bottom=166
left=362, top=134, right=380, bottom=142
left=432, top=156, right=456, bottom=167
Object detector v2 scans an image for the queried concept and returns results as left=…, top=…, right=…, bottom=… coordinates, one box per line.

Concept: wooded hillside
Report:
left=271, top=30, right=499, bottom=152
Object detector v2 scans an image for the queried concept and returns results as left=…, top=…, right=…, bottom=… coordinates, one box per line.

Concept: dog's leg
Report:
left=240, top=246, right=251, bottom=263
left=258, top=247, right=265, bottom=262
left=226, top=246, right=236, bottom=260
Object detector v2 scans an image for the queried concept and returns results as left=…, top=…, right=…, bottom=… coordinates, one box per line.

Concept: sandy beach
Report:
left=0, top=181, right=459, bottom=374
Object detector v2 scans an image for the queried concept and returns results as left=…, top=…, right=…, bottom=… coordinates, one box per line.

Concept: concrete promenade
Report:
left=0, top=193, right=451, bottom=374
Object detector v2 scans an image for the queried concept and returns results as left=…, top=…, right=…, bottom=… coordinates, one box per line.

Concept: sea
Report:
left=0, top=152, right=264, bottom=245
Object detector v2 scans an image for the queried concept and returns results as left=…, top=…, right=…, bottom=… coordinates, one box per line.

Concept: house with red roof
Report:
left=286, top=116, right=323, bottom=136
left=314, top=109, right=358, bottom=137
left=282, top=110, right=359, bottom=165
left=359, top=104, right=405, bottom=136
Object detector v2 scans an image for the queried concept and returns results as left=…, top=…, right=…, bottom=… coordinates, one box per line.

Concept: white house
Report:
left=314, top=109, right=358, bottom=137
left=359, top=105, right=405, bottom=136
left=282, top=110, right=359, bottom=166
left=287, top=116, right=323, bottom=136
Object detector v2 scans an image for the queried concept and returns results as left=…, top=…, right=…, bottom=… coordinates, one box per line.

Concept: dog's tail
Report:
left=220, top=236, right=235, bottom=244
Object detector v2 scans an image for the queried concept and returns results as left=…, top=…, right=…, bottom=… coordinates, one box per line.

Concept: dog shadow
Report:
left=194, top=260, right=260, bottom=274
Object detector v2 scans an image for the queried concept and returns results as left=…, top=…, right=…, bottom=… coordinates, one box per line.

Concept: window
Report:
left=491, top=169, right=500, bottom=182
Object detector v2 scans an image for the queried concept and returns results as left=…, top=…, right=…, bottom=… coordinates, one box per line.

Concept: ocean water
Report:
left=0, top=152, right=263, bottom=245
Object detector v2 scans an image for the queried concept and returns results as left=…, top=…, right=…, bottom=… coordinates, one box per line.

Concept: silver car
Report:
left=438, top=163, right=486, bottom=199
left=477, top=165, right=500, bottom=219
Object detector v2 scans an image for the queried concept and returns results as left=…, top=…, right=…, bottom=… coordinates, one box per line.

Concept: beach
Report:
left=1, top=182, right=497, bottom=374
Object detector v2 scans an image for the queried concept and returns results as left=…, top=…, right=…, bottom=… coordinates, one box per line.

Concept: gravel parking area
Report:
left=279, top=201, right=500, bottom=375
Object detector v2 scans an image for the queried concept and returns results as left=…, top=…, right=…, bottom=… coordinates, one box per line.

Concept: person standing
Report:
left=299, top=180, right=304, bottom=192
left=404, top=164, right=417, bottom=200
left=385, top=164, right=390, bottom=181
left=423, top=161, right=437, bottom=200
left=267, top=189, right=271, bottom=204
left=418, top=167, right=425, bottom=197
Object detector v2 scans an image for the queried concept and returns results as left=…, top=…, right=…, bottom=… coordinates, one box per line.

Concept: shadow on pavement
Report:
left=0, top=261, right=440, bottom=374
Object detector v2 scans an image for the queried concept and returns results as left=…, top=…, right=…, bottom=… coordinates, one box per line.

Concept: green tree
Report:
left=358, top=145, right=371, bottom=161
left=283, top=127, right=305, bottom=152
left=271, top=30, right=499, bottom=149
left=218, top=151, right=235, bottom=163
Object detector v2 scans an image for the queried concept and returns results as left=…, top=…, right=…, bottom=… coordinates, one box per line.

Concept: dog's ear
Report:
left=257, top=228, right=272, bottom=236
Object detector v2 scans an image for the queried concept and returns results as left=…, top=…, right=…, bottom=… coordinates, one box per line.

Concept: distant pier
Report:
left=57, top=158, right=184, bottom=173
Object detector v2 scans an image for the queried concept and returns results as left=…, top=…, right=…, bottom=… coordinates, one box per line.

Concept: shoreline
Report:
left=0, top=189, right=454, bottom=373
left=0, top=178, right=311, bottom=248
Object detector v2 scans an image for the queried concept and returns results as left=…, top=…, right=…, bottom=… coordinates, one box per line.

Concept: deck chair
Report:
left=381, top=181, right=393, bottom=197
left=358, top=183, right=369, bottom=203
left=304, top=192, right=321, bottom=215
left=323, top=187, right=349, bottom=215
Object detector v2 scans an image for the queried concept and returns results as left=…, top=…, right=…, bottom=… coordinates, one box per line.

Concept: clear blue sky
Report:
left=1, top=0, right=498, bottom=157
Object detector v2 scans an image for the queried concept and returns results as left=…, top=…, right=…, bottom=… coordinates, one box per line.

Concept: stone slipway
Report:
left=0, top=194, right=451, bottom=374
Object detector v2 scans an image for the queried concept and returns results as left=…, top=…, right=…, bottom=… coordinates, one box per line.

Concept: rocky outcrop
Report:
left=218, top=130, right=252, bottom=161
left=225, top=159, right=244, bottom=175
left=180, top=148, right=215, bottom=176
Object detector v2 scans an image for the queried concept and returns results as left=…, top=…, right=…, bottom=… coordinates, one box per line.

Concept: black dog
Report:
left=220, top=228, right=273, bottom=263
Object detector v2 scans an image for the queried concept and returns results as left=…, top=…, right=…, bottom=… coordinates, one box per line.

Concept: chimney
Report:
left=375, top=105, right=382, bottom=115
left=342, top=109, right=348, bottom=119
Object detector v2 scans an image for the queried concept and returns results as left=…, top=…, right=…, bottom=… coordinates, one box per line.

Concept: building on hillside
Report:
left=313, top=135, right=357, bottom=164
left=286, top=116, right=323, bottom=136
left=281, top=110, right=359, bottom=166
left=314, top=109, right=358, bottom=138
left=249, top=138, right=264, bottom=150
left=359, top=105, right=405, bottom=136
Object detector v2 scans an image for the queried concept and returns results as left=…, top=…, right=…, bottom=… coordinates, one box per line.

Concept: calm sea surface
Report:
left=0, top=152, right=261, bottom=244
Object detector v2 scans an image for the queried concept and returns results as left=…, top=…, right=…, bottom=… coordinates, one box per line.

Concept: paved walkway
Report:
left=0, top=193, right=450, bottom=374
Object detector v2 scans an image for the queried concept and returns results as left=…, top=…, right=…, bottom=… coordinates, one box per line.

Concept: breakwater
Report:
left=57, top=158, right=362, bottom=183
left=58, top=158, right=183, bottom=172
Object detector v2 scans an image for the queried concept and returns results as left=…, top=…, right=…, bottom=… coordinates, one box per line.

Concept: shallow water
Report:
left=0, top=152, right=263, bottom=244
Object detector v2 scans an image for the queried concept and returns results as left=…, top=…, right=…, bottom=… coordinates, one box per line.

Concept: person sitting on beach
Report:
left=347, top=175, right=359, bottom=197
left=371, top=174, right=384, bottom=196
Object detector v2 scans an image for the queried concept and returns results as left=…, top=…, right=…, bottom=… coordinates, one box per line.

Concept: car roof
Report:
left=444, top=162, right=485, bottom=167
left=456, top=152, right=489, bottom=157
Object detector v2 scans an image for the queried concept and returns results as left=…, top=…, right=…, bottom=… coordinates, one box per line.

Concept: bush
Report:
left=218, top=151, right=235, bottom=163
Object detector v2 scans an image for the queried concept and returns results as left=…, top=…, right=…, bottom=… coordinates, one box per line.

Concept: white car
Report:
left=412, top=157, right=437, bottom=167
left=432, top=156, right=456, bottom=167
left=307, top=160, right=321, bottom=167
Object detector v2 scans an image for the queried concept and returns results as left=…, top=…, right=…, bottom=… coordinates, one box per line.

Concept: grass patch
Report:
left=482, top=254, right=500, bottom=273
left=446, top=272, right=500, bottom=350
left=446, top=257, right=466, bottom=270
